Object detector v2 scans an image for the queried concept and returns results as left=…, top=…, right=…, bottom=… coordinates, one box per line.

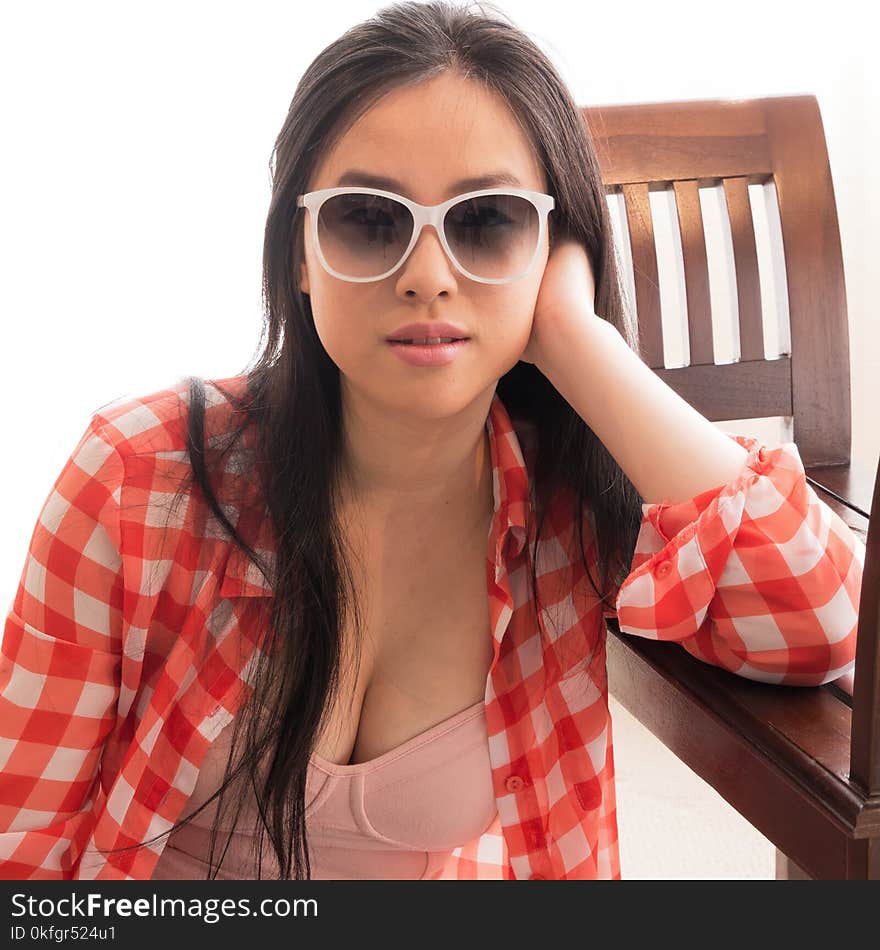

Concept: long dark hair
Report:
left=103, top=0, right=644, bottom=879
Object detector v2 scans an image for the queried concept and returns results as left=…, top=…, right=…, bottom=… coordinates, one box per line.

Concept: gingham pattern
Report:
left=0, top=375, right=863, bottom=879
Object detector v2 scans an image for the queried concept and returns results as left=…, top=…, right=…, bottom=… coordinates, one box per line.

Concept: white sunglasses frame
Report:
left=296, top=186, right=555, bottom=285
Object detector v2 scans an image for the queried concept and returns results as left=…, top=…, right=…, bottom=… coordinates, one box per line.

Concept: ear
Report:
left=299, top=259, right=310, bottom=295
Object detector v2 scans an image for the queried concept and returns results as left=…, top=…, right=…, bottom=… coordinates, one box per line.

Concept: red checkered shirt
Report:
left=0, top=375, right=864, bottom=879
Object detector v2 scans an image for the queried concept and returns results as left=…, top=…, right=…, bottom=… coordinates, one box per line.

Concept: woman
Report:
left=0, top=0, right=863, bottom=880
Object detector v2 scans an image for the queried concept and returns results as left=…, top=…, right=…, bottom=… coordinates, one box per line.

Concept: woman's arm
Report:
left=0, top=417, right=124, bottom=879
left=535, top=303, right=862, bottom=687
left=537, top=309, right=749, bottom=506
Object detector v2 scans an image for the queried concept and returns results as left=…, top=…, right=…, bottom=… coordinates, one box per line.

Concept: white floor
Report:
left=608, top=692, right=777, bottom=879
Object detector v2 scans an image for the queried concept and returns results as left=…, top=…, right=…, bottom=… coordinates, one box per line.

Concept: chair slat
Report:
left=672, top=179, right=715, bottom=365
left=621, top=181, right=664, bottom=368
left=722, top=176, right=765, bottom=362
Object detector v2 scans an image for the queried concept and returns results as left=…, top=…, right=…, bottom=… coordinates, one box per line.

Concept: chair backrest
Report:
left=581, top=94, right=879, bottom=806
left=581, top=95, right=850, bottom=469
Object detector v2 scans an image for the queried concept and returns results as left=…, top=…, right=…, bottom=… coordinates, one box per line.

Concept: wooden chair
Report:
left=581, top=94, right=880, bottom=879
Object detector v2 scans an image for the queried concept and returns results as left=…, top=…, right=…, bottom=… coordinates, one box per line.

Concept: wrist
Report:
left=536, top=308, right=621, bottom=379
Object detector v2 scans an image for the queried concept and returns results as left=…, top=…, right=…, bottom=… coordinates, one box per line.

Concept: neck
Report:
left=335, top=383, right=496, bottom=530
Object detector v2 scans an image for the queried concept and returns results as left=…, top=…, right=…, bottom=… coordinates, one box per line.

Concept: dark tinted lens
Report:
left=444, top=194, right=539, bottom=279
left=317, top=192, right=413, bottom=278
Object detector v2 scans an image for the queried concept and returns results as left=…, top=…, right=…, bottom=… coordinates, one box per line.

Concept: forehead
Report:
left=312, top=72, right=547, bottom=201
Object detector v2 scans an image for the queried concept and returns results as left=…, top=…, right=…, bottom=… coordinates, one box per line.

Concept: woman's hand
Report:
left=519, top=239, right=598, bottom=370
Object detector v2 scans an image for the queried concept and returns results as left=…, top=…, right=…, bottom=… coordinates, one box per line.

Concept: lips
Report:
left=385, top=322, right=470, bottom=342
left=386, top=338, right=470, bottom=366
left=394, top=337, right=461, bottom=345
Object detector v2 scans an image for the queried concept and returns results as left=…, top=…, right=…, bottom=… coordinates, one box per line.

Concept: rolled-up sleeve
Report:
left=0, top=416, right=123, bottom=879
left=605, top=434, right=864, bottom=686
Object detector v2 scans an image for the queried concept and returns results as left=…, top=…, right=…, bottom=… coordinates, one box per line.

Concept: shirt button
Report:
left=505, top=775, right=525, bottom=792
left=654, top=560, right=672, bottom=578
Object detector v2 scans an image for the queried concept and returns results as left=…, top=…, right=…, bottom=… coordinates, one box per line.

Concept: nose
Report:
left=395, top=223, right=458, bottom=299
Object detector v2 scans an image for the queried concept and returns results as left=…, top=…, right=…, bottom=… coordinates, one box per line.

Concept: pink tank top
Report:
left=150, top=698, right=497, bottom=880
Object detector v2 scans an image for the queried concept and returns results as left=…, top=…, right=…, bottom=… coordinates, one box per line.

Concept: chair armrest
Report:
left=805, top=459, right=876, bottom=522
left=606, top=618, right=880, bottom=877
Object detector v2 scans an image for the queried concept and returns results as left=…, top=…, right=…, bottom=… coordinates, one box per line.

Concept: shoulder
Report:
left=80, top=374, right=268, bottom=600
left=88, top=373, right=250, bottom=460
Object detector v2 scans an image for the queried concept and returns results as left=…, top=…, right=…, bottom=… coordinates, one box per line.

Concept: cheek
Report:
left=467, top=303, right=532, bottom=379
left=307, top=279, right=361, bottom=362
left=301, top=233, right=368, bottom=365
left=311, top=292, right=399, bottom=384
left=483, top=286, right=540, bottom=349
left=313, top=308, right=358, bottom=369
left=491, top=276, right=543, bottom=369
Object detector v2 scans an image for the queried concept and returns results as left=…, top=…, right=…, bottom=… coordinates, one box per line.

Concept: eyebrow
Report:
left=333, top=169, right=525, bottom=198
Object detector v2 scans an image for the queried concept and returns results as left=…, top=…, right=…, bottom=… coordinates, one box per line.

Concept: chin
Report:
left=385, top=388, right=485, bottom=419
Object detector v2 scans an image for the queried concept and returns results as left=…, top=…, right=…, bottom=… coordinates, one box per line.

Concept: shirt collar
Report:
left=220, top=390, right=531, bottom=598
left=486, top=390, right=530, bottom=571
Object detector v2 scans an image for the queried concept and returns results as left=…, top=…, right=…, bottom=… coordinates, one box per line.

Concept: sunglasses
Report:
left=296, top=186, right=555, bottom=284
